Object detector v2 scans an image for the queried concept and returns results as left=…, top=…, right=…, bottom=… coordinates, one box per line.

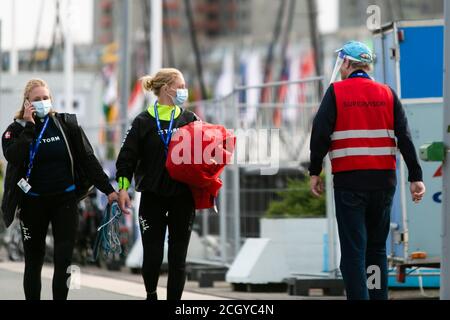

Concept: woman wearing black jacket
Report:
left=1, top=78, right=118, bottom=300
left=116, top=68, right=198, bottom=300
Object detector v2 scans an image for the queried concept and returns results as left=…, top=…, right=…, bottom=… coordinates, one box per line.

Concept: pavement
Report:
left=0, top=246, right=437, bottom=300
left=0, top=249, right=345, bottom=301
left=0, top=267, right=137, bottom=300
left=0, top=261, right=230, bottom=300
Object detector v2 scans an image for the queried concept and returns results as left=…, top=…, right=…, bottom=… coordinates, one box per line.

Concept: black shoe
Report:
left=146, top=292, right=158, bottom=300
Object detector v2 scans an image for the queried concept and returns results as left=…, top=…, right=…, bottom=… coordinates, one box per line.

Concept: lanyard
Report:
left=26, top=116, right=50, bottom=181
left=154, top=101, right=176, bottom=156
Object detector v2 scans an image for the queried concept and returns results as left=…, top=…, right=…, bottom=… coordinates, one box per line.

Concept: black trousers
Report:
left=334, top=188, right=395, bottom=300
left=19, top=191, right=78, bottom=300
left=139, top=190, right=196, bottom=300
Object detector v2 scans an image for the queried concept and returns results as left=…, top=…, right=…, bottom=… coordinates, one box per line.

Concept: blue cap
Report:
left=336, top=41, right=374, bottom=63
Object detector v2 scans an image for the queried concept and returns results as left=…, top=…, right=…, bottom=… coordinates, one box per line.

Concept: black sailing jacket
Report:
left=1, top=113, right=114, bottom=228
left=116, top=108, right=198, bottom=196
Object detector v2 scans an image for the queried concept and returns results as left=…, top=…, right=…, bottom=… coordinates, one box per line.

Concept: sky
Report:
left=0, top=0, right=339, bottom=51
left=0, top=0, right=93, bottom=51
left=318, top=0, right=339, bottom=33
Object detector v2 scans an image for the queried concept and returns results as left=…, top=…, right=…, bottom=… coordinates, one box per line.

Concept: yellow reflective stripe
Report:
left=329, top=147, right=397, bottom=160
left=331, top=129, right=395, bottom=141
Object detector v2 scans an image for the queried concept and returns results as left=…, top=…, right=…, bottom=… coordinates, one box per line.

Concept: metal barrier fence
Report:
left=185, top=76, right=324, bottom=265
left=0, top=77, right=324, bottom=266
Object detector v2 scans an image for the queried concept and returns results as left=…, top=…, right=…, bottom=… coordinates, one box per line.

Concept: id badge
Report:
left=17, top=178, right=32, bottom=194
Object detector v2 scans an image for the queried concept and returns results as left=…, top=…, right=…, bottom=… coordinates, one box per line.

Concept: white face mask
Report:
left=32, top=99, right=52, bottom=118
left=168, top=87, right=189, bottom=105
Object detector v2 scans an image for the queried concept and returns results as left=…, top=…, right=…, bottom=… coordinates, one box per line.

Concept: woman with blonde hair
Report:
left=1, top=78, right=118, bottom=300
left=116, top=68, right=198, bottom=300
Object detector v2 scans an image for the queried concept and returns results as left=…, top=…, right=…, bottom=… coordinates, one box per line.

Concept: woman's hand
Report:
left=23, top=100, right=36, bottom=124
left=118, top=189, right=132, bottom=215
left=107, top=191, right=119, bottom=204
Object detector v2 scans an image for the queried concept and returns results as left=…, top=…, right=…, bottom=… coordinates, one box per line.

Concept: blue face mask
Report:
left=169, top=88, right=189, bottom=105
left=32, top=99, right=52, bottom=118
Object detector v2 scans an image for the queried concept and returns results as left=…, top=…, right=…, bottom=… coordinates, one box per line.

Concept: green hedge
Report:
left=265, top=177, right=326, bottom=218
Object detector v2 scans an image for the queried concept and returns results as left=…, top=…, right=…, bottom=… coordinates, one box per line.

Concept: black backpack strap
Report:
left=63, top=113, right=79, bottom=131
left=57, top=113, right=83, bottom=149
left=53, top=113, right=75, bottom=179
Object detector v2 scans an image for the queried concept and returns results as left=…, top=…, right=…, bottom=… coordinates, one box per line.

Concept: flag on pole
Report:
left=101, top=65, right=119, bottom=159
left=298, top=49, right=315, bottom=104
left=215, top=50, right=234, bottom=99
left=284, top=52, right=301, bottom=123
left=244, top=51, right=262, bottom=126
left=238, top=55, right=247, bottom=106
left=273, top=55, right=290, bottom=127
left=128, top=80, right=145, bottom=120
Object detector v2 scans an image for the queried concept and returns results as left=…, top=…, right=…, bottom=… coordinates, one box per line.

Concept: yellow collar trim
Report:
left=147, top=103, right=181, bottom=120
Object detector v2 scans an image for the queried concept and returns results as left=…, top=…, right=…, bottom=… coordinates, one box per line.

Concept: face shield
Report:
left=329, top=51, right=346, bottom=84
left=329, top=51, right=364, bottom=84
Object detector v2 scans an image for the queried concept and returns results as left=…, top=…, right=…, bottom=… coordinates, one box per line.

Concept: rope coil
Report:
left=93, top=202, right=123, bottom=260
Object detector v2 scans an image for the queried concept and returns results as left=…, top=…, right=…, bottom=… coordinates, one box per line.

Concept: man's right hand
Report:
left=119, top=189, right=132, bottom=215
left=23, top=100, right=35, bottom=125
left=410, top=181, right=426, bottom=203
left=310, top=175, right=324, bottom=197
